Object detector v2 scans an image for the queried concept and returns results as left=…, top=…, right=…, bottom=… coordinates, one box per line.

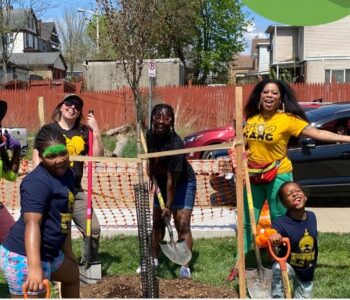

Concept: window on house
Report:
left=325, top=69, right=350, bottom=83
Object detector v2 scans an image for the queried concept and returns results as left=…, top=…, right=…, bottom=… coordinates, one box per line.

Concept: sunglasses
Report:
left=153, top=113, right=172, bottom=122
left=63, top=100, right=82, bottom=111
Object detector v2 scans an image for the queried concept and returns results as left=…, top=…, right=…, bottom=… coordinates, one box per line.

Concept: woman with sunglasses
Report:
left=0, top=99, right=22, bottom=244
left=146, top=104, right=196, bottom=279
left=32, top=94, right=104, bottom=264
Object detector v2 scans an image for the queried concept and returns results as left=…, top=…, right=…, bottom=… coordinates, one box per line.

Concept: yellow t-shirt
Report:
left=243, top=112, right=309, bottom=174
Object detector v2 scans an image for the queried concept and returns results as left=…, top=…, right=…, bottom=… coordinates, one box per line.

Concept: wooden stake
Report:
left=37, top=96, right=45, bottom=127
left=235, top=86, right=246, bottom=298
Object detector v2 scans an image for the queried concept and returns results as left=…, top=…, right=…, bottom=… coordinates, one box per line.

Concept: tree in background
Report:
left=85, top=15, right=116, bottom=60
left=56, top=8, right=89, bottom=77
left=100, top=0, right=157, bottom=125
left=191, top=0, right=247, bottom=84
left=153, top=0, right=247, bottom=84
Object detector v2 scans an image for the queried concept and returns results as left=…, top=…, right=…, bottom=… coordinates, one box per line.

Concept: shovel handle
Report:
left=268, top=238, right=292, bottom=298
left=267, top=237, right=291, bottom=271
left=23, top=279, right=50, bottom=298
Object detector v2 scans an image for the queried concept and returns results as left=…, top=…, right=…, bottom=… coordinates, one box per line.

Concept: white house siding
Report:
left=304, top=16, right=350, bottom=58
left=305, top=60, right=350, bottom=83
left=13, top=33, right=24, bottom=53
left=258, top=46, right=269, bottom=72
left=274, top=28, right=298, bottom=63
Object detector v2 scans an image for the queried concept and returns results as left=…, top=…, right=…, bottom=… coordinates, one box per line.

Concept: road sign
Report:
left=148, top=60, right=156, bottom=78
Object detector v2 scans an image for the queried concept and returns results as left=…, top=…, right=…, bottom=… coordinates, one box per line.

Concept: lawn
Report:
left=0, top=233, right=349, bottom=298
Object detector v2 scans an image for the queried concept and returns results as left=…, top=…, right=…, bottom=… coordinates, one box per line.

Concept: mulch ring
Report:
left=80, top=275, right=238, bottom=298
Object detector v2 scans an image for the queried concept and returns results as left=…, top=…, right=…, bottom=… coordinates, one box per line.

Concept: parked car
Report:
left=211, top=103, right=350, bottom=202
left=183, top=101, right=327, bottom=159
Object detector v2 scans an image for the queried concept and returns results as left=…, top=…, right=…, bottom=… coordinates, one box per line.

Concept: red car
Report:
left=183, top=101, right=328, bottom=159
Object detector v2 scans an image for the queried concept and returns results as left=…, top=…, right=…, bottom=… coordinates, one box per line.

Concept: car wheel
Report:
left=202, top=150, right=216, bottom=159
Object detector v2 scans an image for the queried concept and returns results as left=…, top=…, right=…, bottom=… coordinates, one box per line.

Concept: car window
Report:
left=316, top=117, right=350, bottom=145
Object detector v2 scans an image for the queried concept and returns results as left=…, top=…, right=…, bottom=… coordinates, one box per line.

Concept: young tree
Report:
left=100, top=0, right=157, bottom=125
left=56, top=9, right=89, bottom=77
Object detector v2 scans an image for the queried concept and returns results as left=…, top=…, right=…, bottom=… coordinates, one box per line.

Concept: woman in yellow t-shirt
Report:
left=0, top=100, right=21, bottom=243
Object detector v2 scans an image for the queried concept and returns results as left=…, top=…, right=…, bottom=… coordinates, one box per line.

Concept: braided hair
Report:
left=34, top=125, right=66, bottom=156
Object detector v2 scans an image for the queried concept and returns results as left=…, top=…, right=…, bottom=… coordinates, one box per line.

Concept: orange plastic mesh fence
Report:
left=1, top=159, right=238, bottom=230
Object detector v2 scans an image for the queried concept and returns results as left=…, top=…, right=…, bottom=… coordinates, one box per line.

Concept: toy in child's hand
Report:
left=255, top=228, right=278, bottom=248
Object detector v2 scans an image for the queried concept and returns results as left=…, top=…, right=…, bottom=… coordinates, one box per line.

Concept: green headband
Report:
left=42, top=144, right=67, bottom=158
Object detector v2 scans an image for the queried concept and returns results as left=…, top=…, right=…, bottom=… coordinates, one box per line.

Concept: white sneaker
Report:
left=136, top=258, right=159, bottom=274
left=179, top=266, right=191, bottom=279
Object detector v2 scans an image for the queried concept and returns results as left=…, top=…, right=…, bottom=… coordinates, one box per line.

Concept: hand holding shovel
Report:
left=153, top=179, right=192, bottom=266
left=268, top=237, right=292, bottom=299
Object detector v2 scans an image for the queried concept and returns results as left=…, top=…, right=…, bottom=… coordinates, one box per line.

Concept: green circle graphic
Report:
left=243, top=0, right=350, bottom=26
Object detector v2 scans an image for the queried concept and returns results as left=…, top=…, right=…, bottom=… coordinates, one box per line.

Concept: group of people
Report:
left=0, top=78, right=348, bottom=298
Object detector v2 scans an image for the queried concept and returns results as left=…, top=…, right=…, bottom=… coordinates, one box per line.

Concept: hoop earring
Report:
left=258, top=100, right=262, bottom=111
left=279, top=101, right=285, bottom=112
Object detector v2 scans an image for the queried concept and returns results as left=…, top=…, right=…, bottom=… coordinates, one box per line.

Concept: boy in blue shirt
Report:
left=268, top=181, right=318, bottom=298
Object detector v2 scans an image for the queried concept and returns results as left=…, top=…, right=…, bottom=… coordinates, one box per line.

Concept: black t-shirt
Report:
left=146, top=129, right=196, bottom=198
left=2, top=164, right=76, bottom=261
left=272, top=211, right=318, bottom=282
left=46, top=122, right=89, bottom=188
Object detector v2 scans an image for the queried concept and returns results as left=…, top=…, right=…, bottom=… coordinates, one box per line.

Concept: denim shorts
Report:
left=154, top=179, right=197, bottom=210
left=0, top=245, right=64, bottom=296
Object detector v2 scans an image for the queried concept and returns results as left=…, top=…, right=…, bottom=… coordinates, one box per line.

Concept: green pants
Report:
left=243, top=172, right=292, bottom=253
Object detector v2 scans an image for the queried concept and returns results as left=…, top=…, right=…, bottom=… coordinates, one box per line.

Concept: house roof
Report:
left=232, top=55, right=253, bottom=70
left=251, top=38, right=269, bottom=56
left=39, top=22, right=55, bottom=40
left=6, top=52, right=67, bottom=70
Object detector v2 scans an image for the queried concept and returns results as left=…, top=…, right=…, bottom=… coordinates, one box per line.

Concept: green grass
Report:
left=1, top=233, right=350, bottom=298
left=122, top=136, right=137, bottom=158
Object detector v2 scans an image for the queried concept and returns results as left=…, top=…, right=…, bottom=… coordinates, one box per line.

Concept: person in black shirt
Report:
left=147, top=104, right=197, bottom=279
left=269, top=181, right=318, bottom=298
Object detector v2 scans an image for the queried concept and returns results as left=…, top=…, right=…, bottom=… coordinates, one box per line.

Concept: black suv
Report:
left=289, top=104, right=350, bottom=202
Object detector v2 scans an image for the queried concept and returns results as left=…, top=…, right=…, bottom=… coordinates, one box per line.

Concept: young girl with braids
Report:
left=0, top=100, right=21, bottom=243
left=146, top=103, right=197, bottom=279
left=0, top=125, right=80, bottom=298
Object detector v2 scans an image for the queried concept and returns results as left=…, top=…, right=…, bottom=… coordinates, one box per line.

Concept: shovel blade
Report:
left=160, top=240, right=192, bottom=266
left=246, top=268, right=272, bottom=299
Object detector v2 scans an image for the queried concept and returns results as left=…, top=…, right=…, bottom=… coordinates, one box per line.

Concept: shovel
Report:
left=154, top=180, right=192, bottom=266
left=243, top=148, right=272, bottom=298
left=0, top=100, right=8, bottom=147
left=79, top=110, right=102, bottom=284
left=268, top=237, right=292, bottom=298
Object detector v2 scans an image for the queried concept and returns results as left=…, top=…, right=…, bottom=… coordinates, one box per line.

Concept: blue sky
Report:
left=43, top=1, right=275, bottom=55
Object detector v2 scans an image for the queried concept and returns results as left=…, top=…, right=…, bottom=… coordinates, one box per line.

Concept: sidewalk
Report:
left=71, top=207, right=350, bottom=239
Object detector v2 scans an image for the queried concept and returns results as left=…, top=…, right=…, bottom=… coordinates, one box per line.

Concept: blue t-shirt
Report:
left=2, top=164, right=75, bottom=261
left=272, top=211, right=318, bottom=282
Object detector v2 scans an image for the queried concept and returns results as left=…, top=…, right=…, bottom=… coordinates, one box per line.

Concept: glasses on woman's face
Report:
left=153, top=113, right=171, bottom=122
left=63, top=100, right=82, bottom=111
